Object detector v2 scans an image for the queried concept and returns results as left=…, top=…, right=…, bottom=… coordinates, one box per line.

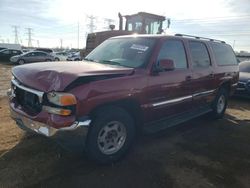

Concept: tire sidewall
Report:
left=86, top=107, right=135, bottom=164
left=212, top=88, right=228, bottom=118
left=18, top=59, right=25, bottom=65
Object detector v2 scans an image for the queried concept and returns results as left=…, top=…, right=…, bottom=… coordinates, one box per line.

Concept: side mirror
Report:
left=158, top=59, right=175, bottom=71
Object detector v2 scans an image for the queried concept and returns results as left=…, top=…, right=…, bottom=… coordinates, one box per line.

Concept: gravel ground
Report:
left=0, top=62, right=250, bottom=188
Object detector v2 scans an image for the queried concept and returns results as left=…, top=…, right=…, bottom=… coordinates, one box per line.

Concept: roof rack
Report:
left=175, top=34, right=226, bottom=43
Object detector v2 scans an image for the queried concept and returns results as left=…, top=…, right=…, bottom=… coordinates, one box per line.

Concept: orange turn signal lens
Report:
left=60, top=94, right=77, bottom=106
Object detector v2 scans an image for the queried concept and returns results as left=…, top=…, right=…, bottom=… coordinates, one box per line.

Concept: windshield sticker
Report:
left=130, top=44, right=149, bottom=51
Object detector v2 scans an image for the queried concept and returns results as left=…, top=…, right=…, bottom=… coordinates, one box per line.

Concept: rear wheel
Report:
left=55, top=58, right=60, bottom=61
left=86, top=106, right=135, bottom=164
left=211, top=88, right=228, bottom=119
left=18, top=59, right=25, bottom=65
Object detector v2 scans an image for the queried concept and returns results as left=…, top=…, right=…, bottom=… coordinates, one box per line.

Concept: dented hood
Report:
left=12, top=61, right=134, bottom=92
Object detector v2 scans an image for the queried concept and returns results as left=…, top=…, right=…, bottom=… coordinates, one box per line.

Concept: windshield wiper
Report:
left=84, top=58, right=96, bottom=62
left=100, top=60, right=123, bottom=66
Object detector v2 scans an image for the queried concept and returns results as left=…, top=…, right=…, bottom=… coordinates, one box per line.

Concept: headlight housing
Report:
left=47, top=92, right=77, bottom=106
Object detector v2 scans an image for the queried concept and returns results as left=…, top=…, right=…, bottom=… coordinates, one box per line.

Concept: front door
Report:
left=145, top=39, right=193, bottom=122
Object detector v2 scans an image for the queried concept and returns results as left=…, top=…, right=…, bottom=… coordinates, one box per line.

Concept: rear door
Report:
left=187, top=41, right=216, bottom=107
left=145, top=39, right=193, bottom=122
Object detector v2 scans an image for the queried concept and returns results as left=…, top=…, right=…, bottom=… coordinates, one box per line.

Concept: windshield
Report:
left=239, top=61, right=250, bottom=73
left=86, top=37, right=156, bottom=68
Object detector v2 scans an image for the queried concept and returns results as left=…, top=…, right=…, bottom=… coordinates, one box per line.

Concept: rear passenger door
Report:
left=145, top=39, right=193, bottom=122
left=188, top=41, right=216, bottom=106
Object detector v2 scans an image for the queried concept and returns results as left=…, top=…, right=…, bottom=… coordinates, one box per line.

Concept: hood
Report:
left=12, top=61, right=134, bottom=92
left=239, top=72, right=250, bottom=82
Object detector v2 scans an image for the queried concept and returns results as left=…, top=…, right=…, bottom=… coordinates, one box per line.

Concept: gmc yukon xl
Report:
left=8, top=34, right=239, bottom=163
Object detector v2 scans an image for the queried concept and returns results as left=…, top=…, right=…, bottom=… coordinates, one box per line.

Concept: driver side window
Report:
left=157, top=40, right=188, bottom=69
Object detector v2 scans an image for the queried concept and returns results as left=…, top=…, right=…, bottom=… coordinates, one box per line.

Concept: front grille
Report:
left=14, top=86, right=42, bottom=114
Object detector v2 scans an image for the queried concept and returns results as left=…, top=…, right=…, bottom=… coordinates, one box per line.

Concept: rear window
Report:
left=210, top=43, right=237, bottom=66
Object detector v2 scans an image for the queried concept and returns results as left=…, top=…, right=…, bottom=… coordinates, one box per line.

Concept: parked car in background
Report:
left=35, top=48, right=53, bottom=54
left=10, top=51, right=55, bottom=65
left=0, top=49, right=23, bottom=62
left=53, top=52, right=69, bottom=61
left=8, top=34, right=238, bottom=163
left=67, top=51, right=82, bottom=61
left=0, top=47, right=7, bottom=51
left=235, top=61, right=250, bottom=98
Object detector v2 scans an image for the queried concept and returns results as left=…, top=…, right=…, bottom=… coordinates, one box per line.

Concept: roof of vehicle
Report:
left=22, top=50, right=49, bottom=55
left=111, top=34, right=227, bottom=44
left=0, top=49, right=22, bottom=52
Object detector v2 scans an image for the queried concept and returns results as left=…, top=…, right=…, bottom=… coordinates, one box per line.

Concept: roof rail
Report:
left=175, top=34, right=226, bottom=43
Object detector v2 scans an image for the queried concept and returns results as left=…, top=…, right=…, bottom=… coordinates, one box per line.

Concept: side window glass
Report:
left=157, top=40, right=187, bottom=69
left=211, top=43, right=237, bottom=66
left=189, top=41, right=211, bottom=68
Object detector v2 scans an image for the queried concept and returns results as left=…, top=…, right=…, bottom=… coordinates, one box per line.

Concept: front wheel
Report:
left=86, top=106, right=135, bottom=164
left=211, top=88, right=228, bottom=119
left=18, top=59, right=25, bottom=65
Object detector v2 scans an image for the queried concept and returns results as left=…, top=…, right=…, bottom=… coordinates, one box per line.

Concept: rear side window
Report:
left=157, top=40, right=187, bottom=69
left=210, top=43, right=237, bottom=66
left=189, top=41, right=211, bottom=68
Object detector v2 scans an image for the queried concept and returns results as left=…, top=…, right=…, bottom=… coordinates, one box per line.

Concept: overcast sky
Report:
left=0, top=0, right=250, bottom=51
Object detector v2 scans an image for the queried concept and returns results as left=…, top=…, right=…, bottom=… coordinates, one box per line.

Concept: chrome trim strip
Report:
left=232, top=83, right=238, bottom=87
left=152, top=95, right=192, bottom=107
left=152, top=89, right=216, bottom=107
left=11, top=79, right=44, bottom=103
left=193, top=89, right=215, bottom=98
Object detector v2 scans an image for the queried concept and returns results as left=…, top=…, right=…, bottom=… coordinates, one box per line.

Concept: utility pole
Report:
left=233, top=40, right=236, bottom=50
left=77, top=22, right=79, bottom=49
left=37, top=40, right=40, bottom=47
left=86, top=15, right=97, bottom=33
left=26, top=28, right=33, bottom=47
left=12, top=25, right=19, bottom=44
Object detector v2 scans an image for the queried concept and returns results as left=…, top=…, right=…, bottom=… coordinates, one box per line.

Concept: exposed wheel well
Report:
left=89, top=99, right=143, bottom=132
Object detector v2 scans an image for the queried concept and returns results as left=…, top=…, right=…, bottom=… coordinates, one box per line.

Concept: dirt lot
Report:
left=0, top=63, right=250, bottom=188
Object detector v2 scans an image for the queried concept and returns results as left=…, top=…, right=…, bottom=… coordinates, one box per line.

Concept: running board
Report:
left=144, top=106, right=212, bottom=134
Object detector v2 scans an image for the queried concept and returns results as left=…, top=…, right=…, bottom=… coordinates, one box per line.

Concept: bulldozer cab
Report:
left=85, top=12, right=166, bottom=56
left=123, top=12, right=166, bottom=34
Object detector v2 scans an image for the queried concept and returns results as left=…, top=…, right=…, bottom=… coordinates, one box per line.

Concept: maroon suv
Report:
left=8, top=34, right=239, bottom=163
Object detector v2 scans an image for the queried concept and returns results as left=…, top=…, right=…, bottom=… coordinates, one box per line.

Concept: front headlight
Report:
left=47, top=92, right=77, bottom=106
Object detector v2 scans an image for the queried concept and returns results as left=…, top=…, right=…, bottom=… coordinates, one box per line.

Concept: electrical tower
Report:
left=26, top=28, right=33, bottom=47
left=12, top=25, right=19, bottom=44
left=86, top=15, right=97, bottom=33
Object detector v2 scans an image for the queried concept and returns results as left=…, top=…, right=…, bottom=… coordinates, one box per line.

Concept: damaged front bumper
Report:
left=10, top=106, right=91, bottom=137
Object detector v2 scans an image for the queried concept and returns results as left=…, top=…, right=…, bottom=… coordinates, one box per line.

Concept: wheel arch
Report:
left=89, top=98, right=143, bottom=132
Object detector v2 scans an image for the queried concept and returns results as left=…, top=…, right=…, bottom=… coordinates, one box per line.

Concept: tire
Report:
left=86, top=106, right=135, bottom=164
left=55, top=58, right=60, bottom=61
left=18, top=59, right=25, bottom=65
left=211, top=88, right=228, bottom=119
left=75, top=58, right=80, bottom=61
